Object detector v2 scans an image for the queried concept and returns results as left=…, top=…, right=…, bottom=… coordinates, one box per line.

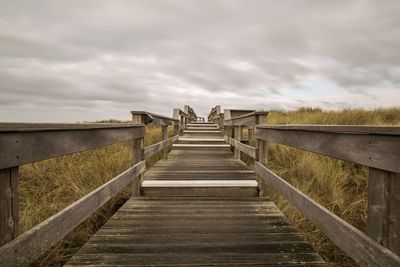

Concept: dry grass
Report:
left=18, top=124, right=173, bottom=266
left=261, top=107, right=400, bottom=266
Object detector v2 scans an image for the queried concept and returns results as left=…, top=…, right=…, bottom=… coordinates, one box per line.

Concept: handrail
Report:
left=224, top=111, right=269, bottom=126
left=131, top=111, right=179, bottom=126
left=256, top=125, right=400, bottom=173
left=144, top=135, right=179, bottom=158
left=0, top=123, right=144, bottom=169
left=224, top=136, right=256, bottom=159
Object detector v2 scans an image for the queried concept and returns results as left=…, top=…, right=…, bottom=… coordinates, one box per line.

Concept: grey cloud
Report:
left=0, top=0, right=399, bottom=122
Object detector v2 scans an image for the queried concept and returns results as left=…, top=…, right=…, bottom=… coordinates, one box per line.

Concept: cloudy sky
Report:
left=1, top=0, right=399, bottom=122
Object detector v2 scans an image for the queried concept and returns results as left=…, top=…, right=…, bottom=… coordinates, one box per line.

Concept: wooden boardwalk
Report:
left=66, top=122, right=325, bottom=266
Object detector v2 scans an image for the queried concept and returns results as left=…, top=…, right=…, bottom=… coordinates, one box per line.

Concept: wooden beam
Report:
left=255, top=126, right=400, bottom=173
left=0, top=161, right=145, bottom=267
left=144, top=135, right=179, bottom=159
left=255, top=162, right=400, bottom=267
left=161, top=126, right=168, bottom=160
left=132, top=138, right=144, bottom=196
left=233, top=126, right=241, bottom=160
left=131, top=111, right=179, bottom=126
left=0, top=126, right=144, bottom=170
left=368, top=168, right=400, bottom=256
left=255, top=112, right=269, bottom=196
left=224, top=136, right=256, bottom=159
left=0, top=167, right=19, bottom=246
left=224, top=111, right=269, bottom=127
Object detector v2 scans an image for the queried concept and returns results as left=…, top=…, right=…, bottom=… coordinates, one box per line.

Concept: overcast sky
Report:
left=1, top=0, right=399, bottom=122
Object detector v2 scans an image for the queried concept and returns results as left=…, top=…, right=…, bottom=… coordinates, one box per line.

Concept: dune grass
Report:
left=255, top=107, right=400, bottom=266
left=18, top=124, right=173, bottom=266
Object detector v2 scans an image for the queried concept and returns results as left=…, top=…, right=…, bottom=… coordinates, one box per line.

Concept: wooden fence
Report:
left=0, top=106, right=192, bottom=266
left=210, top=107, right=400, bottom=267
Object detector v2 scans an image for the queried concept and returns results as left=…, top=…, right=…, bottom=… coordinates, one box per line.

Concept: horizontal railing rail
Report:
left=224, top=136, right=256, bottom=159
left=0, top=105, right=197, bottom=266
left=0, top=123, right=144, bottom=170
left=144, top=135, right=179, bottom=158
left=131, top=111, right=179, bottom=126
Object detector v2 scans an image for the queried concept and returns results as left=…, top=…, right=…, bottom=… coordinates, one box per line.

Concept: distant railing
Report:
left=207, top=105, right=224, bottom=130
left=211, top=106, right=400, bottom=267
left=184, top=105, right=197, bottom=122
left=0, top=105, right=194, bottom=266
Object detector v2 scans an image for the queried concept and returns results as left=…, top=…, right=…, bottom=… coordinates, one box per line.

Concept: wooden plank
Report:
left=66, top=197, right=325, bottom=266
left=131, top=111, right=179, bottom=126
left=258, top=125, right=400, bottom=135
left=225, top=136, right=256, bottom=159
left=0, top=123, right=141, bottom=132
left=161, top=126, right=168, bottom=159
left=224, top=111, right=269, bottom=126
left=368, top=168, right=400, bottom=256
left=0, top=167, right=19, bottom=246
left=0, top=126, right=144, bottom=170
left=0, top=161, right=145, bottom=267
left=144, top=135, right=179, bottom=158
left=255, top=127, right=400, bottom=173
left=255, top=162, right=400, bottom=267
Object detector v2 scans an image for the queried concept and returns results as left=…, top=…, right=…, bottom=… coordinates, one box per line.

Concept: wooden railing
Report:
left=184, top=105, right=197, bottom=122
left=0, top=106, right=193, bottom=266
left=213, top=107, right=400, bottom=267
left=207, top=105, right=224, bottom=131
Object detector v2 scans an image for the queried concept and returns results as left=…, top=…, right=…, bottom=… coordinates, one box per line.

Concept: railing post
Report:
left=233, top=126, right=242, bottom=160
left=368, top=168, right=400, bottom=256
left=161, top=125, right=168, bottom=160
left=132, top=114, right=145, bottom=196
left=0, top=167, right=19, bottom=246
left=255, top=113, right=269, bottom=196
left=173, top=109, right=180, bottom=136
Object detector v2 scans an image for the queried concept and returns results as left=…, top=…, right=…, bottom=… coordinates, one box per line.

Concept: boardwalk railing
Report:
left=0, top=105, right=193, bottom=266
left=210, top=107, right=400, bottom=267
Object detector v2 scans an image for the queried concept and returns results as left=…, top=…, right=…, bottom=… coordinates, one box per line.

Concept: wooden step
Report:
left=66, top=197, right=326, bottom=266
left=177, top=138, right=225, bottom=144
left=187, top=124, right=218, bottom=128
left=142, top=180, right=259, bottom=196
left=186, top=127, right=219, bottom=131
left=173, top=144, right=230, bottom=150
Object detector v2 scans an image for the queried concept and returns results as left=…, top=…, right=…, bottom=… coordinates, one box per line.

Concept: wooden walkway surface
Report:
left=66, top=123, right=325, bottom=266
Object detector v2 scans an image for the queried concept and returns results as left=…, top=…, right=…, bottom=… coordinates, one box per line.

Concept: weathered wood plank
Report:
left=255, top=127, right=400, bottom=173
left=143, top=135, right=178, bottom=158
left=0, top=126, right=144, bottom=170
left=0, top=161, right=145, bottom=267
left=368, top=168, right=400, bottom=256
left=258, top=125, right=400, bottom=135
left=224, top=111, right=269, bottom=126
left=0, top=123, right=141, bottom=132
left=0, top=167, right=19, bottom=246
left=131, top=111, right=179, bottom=126
left=224, top=136, right=256, bottom=159
left=66, top=197, right=325, bottom=266
left=255, top=162, right=400, bottom=267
